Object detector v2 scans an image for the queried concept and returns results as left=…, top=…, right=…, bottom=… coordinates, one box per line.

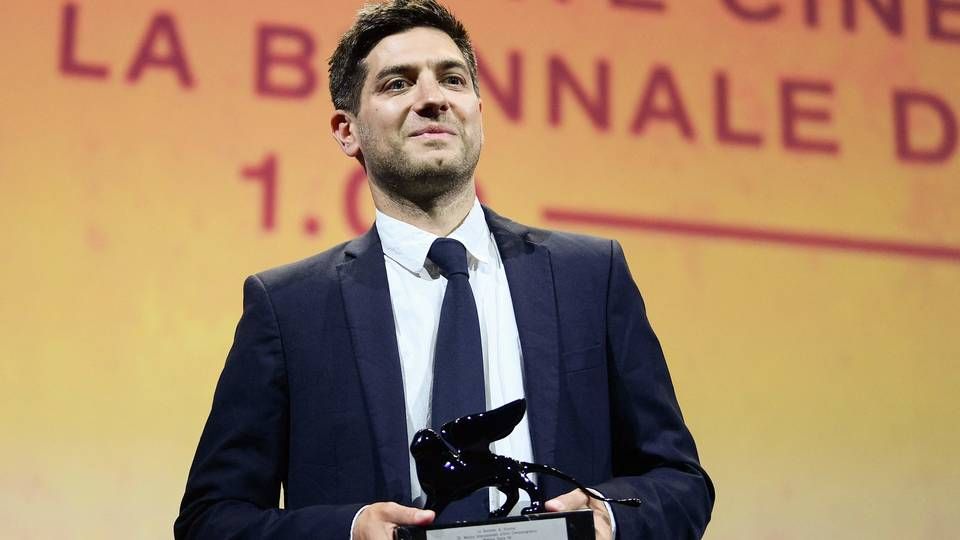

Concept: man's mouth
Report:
left=409, top=124, right=457, bottom=137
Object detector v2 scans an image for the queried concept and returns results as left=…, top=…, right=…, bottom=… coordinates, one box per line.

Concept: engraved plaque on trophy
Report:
left=395, top=509, right=594, bottom=540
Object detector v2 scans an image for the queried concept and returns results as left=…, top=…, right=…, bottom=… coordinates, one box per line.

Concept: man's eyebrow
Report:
left=433, top=59, right=469, bottom=73
left=373, top=59, right=470, bottom=82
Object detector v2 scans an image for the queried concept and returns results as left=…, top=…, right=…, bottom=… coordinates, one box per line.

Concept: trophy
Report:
left=395, top=399, right=641, bottom=540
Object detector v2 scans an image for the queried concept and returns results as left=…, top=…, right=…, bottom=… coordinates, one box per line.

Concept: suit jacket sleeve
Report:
left=592, top=240, right=715, bottom=539
left=175, top=275, right=363, bottom=539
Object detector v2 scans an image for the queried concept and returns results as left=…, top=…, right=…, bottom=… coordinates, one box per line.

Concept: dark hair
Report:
left=328, top=0, right=480, bottom=113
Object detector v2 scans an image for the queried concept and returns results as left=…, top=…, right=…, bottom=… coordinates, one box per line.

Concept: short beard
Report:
left=363, top=140, right=480, bottom=211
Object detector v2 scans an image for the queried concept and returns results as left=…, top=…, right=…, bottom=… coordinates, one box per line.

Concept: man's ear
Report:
left=331, top=110, right=361, bottom=158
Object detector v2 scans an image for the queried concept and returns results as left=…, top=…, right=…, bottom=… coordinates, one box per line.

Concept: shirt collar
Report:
left=447, top=199, right=491, bottom=266
left=375, top=198, right=490, bottom=275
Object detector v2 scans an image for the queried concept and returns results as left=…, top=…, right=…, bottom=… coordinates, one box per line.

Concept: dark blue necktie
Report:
left=428, top=238, right=489, bottom=522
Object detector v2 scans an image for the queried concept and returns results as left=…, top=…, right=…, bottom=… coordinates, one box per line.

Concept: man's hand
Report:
left=545, top=489, right=613, bottom=540
left=352, top=502, right=435, bottom=540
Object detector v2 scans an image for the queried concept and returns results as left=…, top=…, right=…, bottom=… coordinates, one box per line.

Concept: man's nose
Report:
left=413, top=77, right=449, bottom=117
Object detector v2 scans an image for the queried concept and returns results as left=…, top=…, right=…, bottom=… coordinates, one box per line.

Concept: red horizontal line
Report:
left=542, top=208, right=960, bottom=263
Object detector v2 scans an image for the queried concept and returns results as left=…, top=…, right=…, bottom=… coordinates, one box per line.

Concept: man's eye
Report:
left=386, top=79, right=410, bottom=91
left=444, top=75, right=466, bottom=86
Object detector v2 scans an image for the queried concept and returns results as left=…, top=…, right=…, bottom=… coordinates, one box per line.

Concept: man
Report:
left=175, top=1, right=714, bottom=539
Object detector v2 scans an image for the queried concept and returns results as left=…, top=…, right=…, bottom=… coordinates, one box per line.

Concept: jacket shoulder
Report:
left=486, top=207, right=614, bottom=261
left=253, top=238, right=353, bottom=293
left=515, top=219, right=616, bottom=264
left=539, top=228, right=615, bottom=261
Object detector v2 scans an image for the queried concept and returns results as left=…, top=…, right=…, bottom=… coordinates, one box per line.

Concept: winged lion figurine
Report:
left=410, top=398, right=642, bottom=520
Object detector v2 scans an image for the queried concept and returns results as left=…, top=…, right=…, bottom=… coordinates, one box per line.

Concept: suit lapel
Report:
left=485, top=208, right=561, bottom=467
left=337, top=227, right=412, bottom=503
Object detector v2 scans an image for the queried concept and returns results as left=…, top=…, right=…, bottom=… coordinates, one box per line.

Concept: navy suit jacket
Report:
left=176, top=207, right=714, bottom=539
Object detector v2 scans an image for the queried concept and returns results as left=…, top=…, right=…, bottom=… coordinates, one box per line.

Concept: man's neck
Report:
left=370, top=180, right=477, bottom=237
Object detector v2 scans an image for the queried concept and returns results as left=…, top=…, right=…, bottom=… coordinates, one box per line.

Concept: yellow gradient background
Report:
left=2, top=1, right=958, bottom=538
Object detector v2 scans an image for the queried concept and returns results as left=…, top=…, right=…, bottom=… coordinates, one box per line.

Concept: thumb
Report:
left=545, top=489, right=589, bottom=513
left=382, top=503, right=435, bottom=526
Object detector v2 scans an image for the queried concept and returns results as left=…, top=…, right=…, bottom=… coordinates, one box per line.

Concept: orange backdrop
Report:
left=2, top=1, right=959, bottom=538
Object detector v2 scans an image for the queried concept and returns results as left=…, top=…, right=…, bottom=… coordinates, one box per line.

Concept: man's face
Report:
left=348, top=27, right=483, bottom=202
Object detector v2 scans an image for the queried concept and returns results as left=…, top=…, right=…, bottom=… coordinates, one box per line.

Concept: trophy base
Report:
left=394, top=509, right=595, bottom=540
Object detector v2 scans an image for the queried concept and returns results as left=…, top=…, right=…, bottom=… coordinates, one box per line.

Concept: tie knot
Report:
left=428, top=238, right=469, bottom=278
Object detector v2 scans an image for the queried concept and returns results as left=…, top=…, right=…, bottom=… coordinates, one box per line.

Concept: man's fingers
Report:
left=545, top=488, right=590, bottom=512
left=353, top=503, right=435, bottom=540
left=377, top=502, right=435, bottom=526
left=543, top=490, right=612, bottom=540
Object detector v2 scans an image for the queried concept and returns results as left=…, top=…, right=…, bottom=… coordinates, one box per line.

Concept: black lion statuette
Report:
left=410, top=399, right=642, bottom=520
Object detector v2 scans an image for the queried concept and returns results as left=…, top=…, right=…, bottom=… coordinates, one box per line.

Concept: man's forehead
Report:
left=364, top=26, right=466, bottom=71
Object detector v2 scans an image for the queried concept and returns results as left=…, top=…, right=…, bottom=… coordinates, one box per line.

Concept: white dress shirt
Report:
left=375, top=199, right=534, bottom=512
